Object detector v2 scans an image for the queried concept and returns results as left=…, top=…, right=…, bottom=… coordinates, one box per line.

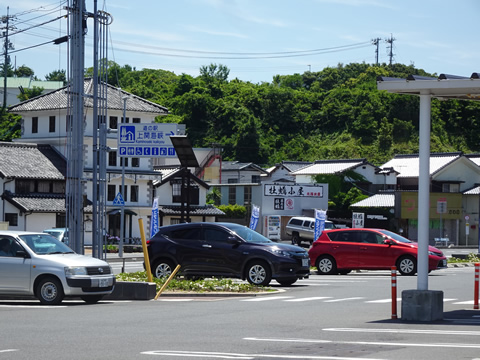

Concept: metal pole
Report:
left=119, top=96, right=127, bottom=257
left=417, top=93, right=431, bottom=291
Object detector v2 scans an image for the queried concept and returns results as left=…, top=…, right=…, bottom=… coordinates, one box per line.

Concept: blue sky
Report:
left=1, top=0, right=479, bottom=84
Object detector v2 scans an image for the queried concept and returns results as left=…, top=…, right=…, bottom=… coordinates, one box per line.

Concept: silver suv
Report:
left=285, top=216, right=336, bottom=245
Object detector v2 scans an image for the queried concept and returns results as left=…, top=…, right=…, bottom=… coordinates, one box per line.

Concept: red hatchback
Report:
left=308, top=228, right=447, bottom=276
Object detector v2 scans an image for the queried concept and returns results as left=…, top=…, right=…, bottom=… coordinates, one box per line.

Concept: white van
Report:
left=285, top=216, right=336, bottom=245
left=0, top=231, right=115, bottom=305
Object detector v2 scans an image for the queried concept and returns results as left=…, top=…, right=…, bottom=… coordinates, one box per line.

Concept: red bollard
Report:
left=391, top=266, right=397, bottom=319
left=474, top=263, right=479, bottom=310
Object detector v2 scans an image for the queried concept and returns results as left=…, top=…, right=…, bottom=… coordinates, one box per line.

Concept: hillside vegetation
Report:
left=7, top=62, right=480, bottom=166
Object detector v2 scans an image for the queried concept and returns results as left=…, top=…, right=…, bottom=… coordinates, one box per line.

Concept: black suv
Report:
left=147, top=222, right=310, bottom=286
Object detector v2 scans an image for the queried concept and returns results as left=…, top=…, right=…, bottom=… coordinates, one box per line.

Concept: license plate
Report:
left=302, top=259, right=309, bottom=267
left=99, top=278, right=109, bottom=287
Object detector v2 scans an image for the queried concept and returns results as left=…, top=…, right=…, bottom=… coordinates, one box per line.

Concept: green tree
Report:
left=45, top=69, right=66, bottom=84
left=14, top=65, right=35, bottom=78
left=17, top=86, right=44, bottom=102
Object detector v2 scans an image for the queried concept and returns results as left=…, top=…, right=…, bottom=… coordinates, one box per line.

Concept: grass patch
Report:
left=115, top=271, right=272, bottom=293
left=448, top=253, right=480, bottom=263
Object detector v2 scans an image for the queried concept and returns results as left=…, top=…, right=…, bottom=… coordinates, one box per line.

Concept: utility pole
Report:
left=385, top=34, right=395, bottom=67
left=371, top=38, right=381, bottom=65
left=1, top=7, right=15, bottom=109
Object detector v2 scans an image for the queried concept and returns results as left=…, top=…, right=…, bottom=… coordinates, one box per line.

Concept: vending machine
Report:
left=264, top=215, right=281, bottom=241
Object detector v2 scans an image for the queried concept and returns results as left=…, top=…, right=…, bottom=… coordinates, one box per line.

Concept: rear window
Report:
left=327, top=231, right=359, bottom=243
left=289, top=219, right=303, bottom=226
left=168, top=228, right=202, bottom=240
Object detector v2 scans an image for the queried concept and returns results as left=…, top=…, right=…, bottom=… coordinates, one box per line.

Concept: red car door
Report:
left=327, top=230, right=362, bottom=269
left=357, top=230, right=396, bottom=269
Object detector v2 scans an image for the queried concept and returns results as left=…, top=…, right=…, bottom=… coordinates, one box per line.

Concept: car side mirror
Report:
left=384, top=239, right=392, bottom=246
left=15, top=250, right=30, bottom=258
left=227, top=236, right=242, bottom=245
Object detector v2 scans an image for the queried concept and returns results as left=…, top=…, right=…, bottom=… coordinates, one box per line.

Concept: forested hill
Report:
left=12, top=62, right=480, bottom=166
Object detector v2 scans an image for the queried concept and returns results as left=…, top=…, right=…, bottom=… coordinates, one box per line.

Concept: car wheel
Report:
left=397, top=256, right=417, bottom=276
left=152, top=259, right=175, bottom=278
left=246, top=260, right=272, bottom=286
left=316, top=255, right=337, bottom=275
left=276, top=277, right=297, bottom=286
left=36, top=277, right=64, bottom=305
left=81, top=295, right=104, bottom=304
left=291, top=233, right=301, bottom=246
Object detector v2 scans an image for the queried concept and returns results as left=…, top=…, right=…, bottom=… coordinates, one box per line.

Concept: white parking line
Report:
left=0, top=350, right=18, bottom=353
left=323, top=297, right=364, bottom=303
left=453, top=300, right=474, bottom=305
left=241, top=296, right=294, bottom=302
left=323, top=328, right=480, bottom=336
left=365, top=298, right=401, bottom=303
left=141, top=350, right=386, bottom=359
left=244, top=337, right=480, bottom=349
left=284, top=297, right=332, bottom=302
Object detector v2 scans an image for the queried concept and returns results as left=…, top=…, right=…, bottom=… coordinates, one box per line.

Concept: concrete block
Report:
left=105, top=281, right=156, bottom=300
left=401, top=289, right=443, bottom=321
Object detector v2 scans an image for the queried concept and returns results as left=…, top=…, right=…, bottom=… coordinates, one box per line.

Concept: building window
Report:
left=5, top=213, right=18, bottom=226
left=109, top=116, right=118, bottom=129
left=38, top=181, right=51, bottom=193
left=131, top=185, right=139, bottom=202
left=108, top=151, right=117, bottom=167
left=52, top=182, right=65, bottom=193
left=49, top=116, right=56, bottom=132
left=442, top=183, right=459, bottom=193
left=244, top=186, right=252, bottom=205
left=132, top=158, right=139, bottom=167
left=32, top=117, right=38, bottom=133
left=120, top=157, right=128, bottom=167
left=107, top=185, right=116, bottom=201
left=228, top=178, right=238, bottom=184
left=172, top=183, right=182, bottom=203
left=171, top=218, right=182, bottom=225
left=56, top=213, right=66, bottom=228
left=228, top=186, right=236, bottom=205
left=251, top=175, right=261, bottom=183
left=16, top=180, right=34, bottom=194
left=133, top=117, right=141, bottom=123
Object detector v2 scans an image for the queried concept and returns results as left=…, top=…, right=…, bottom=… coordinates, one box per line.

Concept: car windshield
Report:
left=221, top=224, right=272, bottom=244
left=19, top=234, right=75, bottom=255
left=44, top=230, right=63, bottom=240
left=376, top=229, right=412, bottom=244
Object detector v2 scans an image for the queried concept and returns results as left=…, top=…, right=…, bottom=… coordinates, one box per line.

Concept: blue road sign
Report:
left=113, top=192, right=125, bottom=206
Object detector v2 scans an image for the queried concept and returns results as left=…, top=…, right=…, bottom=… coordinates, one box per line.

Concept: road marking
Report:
left=241, top=296, right=293, bottom=302
left=245, top=337, right=480, bottom=349
left=157, top=299, right=194, bottom=302
left=365, top=298, right=401, bottom=303
left=323, top=297, right=364, bottom=302
left=0, top=350, right=18, bottom=353
left=453, top=300, right=474, bottom=304
left=141, top=350, right=386, bottom=359
left=0, top=304, right=67, bottom=308
left=284, top=297, right=332, bottom=302
left=323, top=328, right=480, bottom=336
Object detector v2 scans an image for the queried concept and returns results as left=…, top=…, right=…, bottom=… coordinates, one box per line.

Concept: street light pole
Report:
left=119, top=95, right=127, bottom=257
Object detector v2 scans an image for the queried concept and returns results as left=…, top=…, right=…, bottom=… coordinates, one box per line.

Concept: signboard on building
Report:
left=264, top=184, right=323, bottom=198
left=400, top=192, right=462, bottom=219
left=352, top=212, right=364, bottom=228
left=117, top=123, right=183, bottom=158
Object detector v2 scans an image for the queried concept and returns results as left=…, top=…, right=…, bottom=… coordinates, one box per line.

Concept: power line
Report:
left=111, top=41, right=372, bottom=60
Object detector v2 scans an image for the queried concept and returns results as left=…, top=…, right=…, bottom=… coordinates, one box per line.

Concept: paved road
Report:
left=1, top=266, right=479, bottom=360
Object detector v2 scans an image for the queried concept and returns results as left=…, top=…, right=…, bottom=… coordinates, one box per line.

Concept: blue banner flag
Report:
left=150, top=198, right=159, bottom=238
left=249, top=205, right=260, bottom=230
left=314, top=209, right=326, bottom=241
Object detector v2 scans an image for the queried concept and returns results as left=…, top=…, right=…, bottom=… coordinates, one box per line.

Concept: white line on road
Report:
left=365, top=298, right=401, bottom=303
left=323, top=297, right=364, bottom=302
left=322, top=328, right=480, bottom=336
left=284, top=297, right=332, bottom=302
left=244, top=337, right=480, bottom=349
left=141, top=350, right=386, bottom=359
left=240, top=296, right=293, bottom=302
left=0, top=350, right=18, bottom=353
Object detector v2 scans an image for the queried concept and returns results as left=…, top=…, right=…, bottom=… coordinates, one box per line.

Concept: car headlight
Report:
left=271, top=249, right=293, bottom=257
left=65, top=266, right=87, bottom=276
